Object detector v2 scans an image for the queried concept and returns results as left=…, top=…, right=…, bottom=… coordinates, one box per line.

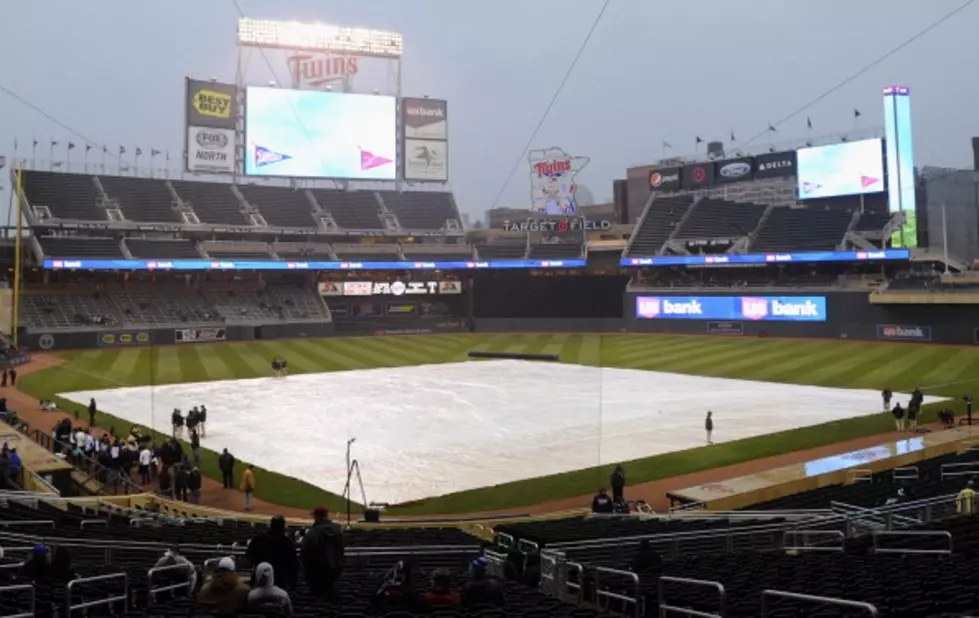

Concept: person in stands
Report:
left=219, top=448, right=235, bottom=489
left=245, top=562, right=293, bottom=617
left=20, top=545, right=51, bottom=581
left=373, top=559, right=419, bottom=613
left=957, top=480, right=976, bottom=515
left=423, top=569, right=461, bottom=608
left=631, top=539, right=663, bottom=573
left=153, top=547, right=197, bottom=597
left=246, top=515, right=299, bottom=591
left=301, top=506, right=344, bottom=600
left=892, top=402, right=906, bottom=431
left=591, top=488, right=613, bottom=513
left=610, top=464, right=626, bottom=503
left=198, top=557, right=249, bottom=616
left=462, top=556, right=505, bottom=608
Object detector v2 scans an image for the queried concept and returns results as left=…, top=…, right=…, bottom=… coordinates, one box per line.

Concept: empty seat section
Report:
left=20, top=293, right=122, bottom=329
left=333, top=243, right=402, bottom=261
left=99, top=176, right=181, bottom=223
left=23, top=171, right=104, bottom=221
left=170, top=180, right=248, bottom=225
left=378, top=190, right=461, bottom=230
left=752, top=207, right=852, bottom=252
left=113, top=290, right=218, bottom=326
left=314, top=190, right=383, bottom=229
left=238, top=184, right=316, bottom=228
left=476, top=240, right=527, bottom=260
left=855, top=211, right=893, bottom=232
left=124, top=239, right=201, bottom=259
left=627, top=196, right=694, bottom=256
left=38, top=236, right=124, bottom=258
left=675, top=199, right=766, bottom=239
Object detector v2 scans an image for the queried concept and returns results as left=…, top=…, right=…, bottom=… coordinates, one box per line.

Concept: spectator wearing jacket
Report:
left=246, top=515, right=299, bottom=591
left=198, top=557, right=249, bottom=617
left=423, top=569, right=461, bottom=608
left=462, top=557, right=505, bottom=608
left=246, top=562, right=293, bottom=617
left=301, top=506, right=344, bottom=600
left=188, top=467, right=202, bottom=505
left=153, top=547, right=197, bottom=596
left=241, top=465, right=256, bottom=511
left=892, top=403, right=906, bottom=431
left=957, top=481, right=976, bottom=515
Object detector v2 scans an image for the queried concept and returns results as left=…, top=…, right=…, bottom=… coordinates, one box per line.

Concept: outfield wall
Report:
left=626, top=290, right=979, bottom=345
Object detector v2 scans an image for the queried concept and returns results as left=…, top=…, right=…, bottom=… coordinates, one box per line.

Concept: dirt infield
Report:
left=7, top=353, right=938, bottom=520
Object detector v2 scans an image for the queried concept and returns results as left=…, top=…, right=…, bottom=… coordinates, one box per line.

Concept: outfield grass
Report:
left=19, top=334, right=978, bottom=515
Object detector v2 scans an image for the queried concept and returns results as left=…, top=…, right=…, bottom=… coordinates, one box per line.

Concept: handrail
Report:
left=517, top=538, right=539, bottom=554
left=783, top=529, right=845, bottom=553
left=594, top=566, right=640, bottom=618
left=65, top=572, right=128, bottom=615
left=565, top=561, right=584, bottom=605
left=761, top=589, right=878, bottom=617
left=0, top=584, right=34, bottom=618
left=148, top=563, right=194, bottom=602
left=495, top=531, right=515, bottom=549
left=658, top=576, right=726, bottom=618
left=0, top=520, right=55, bottom=528
left=872, top=530, right=953, bottom=556
left=79, top=519, right=108, bottom=529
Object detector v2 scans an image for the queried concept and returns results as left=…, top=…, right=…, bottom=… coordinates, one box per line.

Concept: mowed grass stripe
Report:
left=614, top=337, right=740, bottom=368
left=628, top=337, right=752, bottom=371
left=746, top=340, right=855, bottom=383
left=212, top=342, right=264, bottom=380
left=326, top=339, right=401, bottom=368
left=702, top=339, right=831, bottom=379
left=294, top=340, right=369, bottom=371
left=188, top=344, right=237, bottom=382
left=883, top=347, right=958, bottom=391
left=920, top=348, right=976, bottom=387
left=802, top=343, right=902, bottom=386
left=363, top=337, right=449, bottom=366
left=842, top=345, right=933, bottom=389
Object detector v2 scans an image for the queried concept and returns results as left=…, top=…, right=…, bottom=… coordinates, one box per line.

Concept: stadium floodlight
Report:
left=237, top=18, right=403, bottom=58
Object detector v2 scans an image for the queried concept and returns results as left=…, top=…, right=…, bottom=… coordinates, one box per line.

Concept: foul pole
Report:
left=12, top=167, right=24, bottom=346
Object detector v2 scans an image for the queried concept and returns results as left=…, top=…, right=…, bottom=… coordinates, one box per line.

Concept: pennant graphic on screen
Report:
left=254, top=145, right=292, bottom=167
left=802, top=182, right=822, bottom=195
left=860, top=175, right=880, bottom=188
left=360, top=149, right=393, bottom=171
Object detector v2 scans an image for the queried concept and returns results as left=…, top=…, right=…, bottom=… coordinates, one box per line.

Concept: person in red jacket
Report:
left=423, top=569, right=460, bottom=608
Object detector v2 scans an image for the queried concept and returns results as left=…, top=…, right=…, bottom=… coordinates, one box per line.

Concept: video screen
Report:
left=796, top=138, right=884, bottom=199
left=244, top=87, right=397, bottom=180
left=635, top=295, right=827, bottom=322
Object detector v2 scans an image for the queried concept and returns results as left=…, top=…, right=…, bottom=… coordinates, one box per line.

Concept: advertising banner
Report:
left=681, top=162, right=716, bottom=190
left=187, top=126, right=236, bottom=173
left=244, top=87, right=397, bottom=180
left=648, top=167, right=681, bottom=192
left=754, top=151, right=797, bottom=179
left=876, top=324, right=931, bottom=342
left=403, top=98, right=448, bottom=140
left=404, top=138, right=448, bottom=182
left=186, top=79, right=238, bottom=130
left=318, top=282, right=344, bottom=296
left=175, top=328, right=226, bottom=343
left=714, top=157, right=755, bottom=184
left=97, top=330, right=152, bottom=348
left=636, top=295, right=827, bottom=322
left=336, top=280, right=453, bottom=296
left=529, top=147, right=589, bottom=214
left=796, top=138, right=884, bottom=200
left=707, top=321, right=744, bottom=335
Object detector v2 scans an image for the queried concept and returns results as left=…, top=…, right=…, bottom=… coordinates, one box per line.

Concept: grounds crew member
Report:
left=218, top=448, right=235, bottom=489
left=610, top=465, right=626, bottom=502
left=881, top=387, right=892, bottom=413
left=892, top=403, right=906, bottom=431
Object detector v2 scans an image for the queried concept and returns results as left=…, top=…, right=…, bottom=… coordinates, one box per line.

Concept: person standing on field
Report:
left=892, top=402, right=906, bottom=431
left=881, top=387, right=892, bottom=413
left=219, top=448, right=235, bottom=489
left=241, top=465, right=256, bottom=511
left=88, top=398, right=97, bottom=427
left=705, top=411, right=714, bottom=445
left=610, top=465, right=625, bottom=503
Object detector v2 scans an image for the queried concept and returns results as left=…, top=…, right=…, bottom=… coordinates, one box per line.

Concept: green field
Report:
left=20, top=333, right=978, bottom=515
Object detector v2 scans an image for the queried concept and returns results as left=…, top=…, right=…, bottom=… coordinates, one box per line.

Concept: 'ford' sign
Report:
left=716, top=158, right=754, bottom=183
left=877, top=324, right=932, bottom=342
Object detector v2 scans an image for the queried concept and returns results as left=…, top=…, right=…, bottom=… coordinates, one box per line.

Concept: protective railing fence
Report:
left=33, top=429, right=144, bottom=496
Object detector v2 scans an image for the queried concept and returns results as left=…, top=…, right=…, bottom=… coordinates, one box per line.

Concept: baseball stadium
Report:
left=2, top=4, right=979, bottom=618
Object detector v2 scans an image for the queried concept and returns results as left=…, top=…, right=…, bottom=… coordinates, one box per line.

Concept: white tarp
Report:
left=59, top=360, right=944, bottom=505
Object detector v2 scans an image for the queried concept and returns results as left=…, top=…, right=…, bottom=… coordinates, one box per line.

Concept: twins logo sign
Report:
left=636, top=295, right=827, bottom=322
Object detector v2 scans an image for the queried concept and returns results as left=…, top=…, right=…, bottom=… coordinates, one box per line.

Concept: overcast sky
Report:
left=1, top=0, right=977, bottom=220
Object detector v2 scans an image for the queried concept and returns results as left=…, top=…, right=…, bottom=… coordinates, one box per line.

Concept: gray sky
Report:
left=1, top=0, right=977, bottom=220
